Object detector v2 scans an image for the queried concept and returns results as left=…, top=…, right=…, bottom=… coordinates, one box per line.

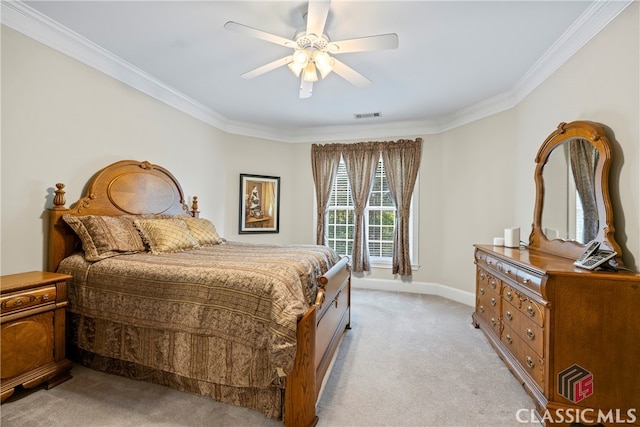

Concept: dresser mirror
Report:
left=528, top=121, right=623, bottom=264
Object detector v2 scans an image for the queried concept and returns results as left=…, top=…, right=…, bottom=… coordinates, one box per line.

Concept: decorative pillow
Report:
left=62, top=214, right=147, bottom=261
left=180, top=217, right=224, bottom=246
left=134, top=218, right=200, bottom=254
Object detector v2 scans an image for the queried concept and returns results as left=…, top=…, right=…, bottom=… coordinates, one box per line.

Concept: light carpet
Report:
left=1, top=289, right=542, bottom=427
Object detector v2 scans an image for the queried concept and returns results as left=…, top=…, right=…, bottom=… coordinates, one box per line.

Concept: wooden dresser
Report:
left=472, top=244, right=640, bottom=426
left=1, top=271, right=73, bottom=402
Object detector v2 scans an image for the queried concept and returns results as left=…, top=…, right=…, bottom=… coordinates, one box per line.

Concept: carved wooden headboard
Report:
left=47, top=160, right=199, bottom=272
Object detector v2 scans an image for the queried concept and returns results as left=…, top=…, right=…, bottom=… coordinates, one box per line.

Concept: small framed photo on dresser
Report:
left=239, top=174, right=280, bottom=234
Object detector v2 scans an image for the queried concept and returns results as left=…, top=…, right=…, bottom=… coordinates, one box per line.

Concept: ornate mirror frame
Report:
left=528, top=120, right=623, bottom=264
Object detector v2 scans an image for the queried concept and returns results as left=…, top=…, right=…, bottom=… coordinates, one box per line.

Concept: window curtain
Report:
left=381, top=138, right=423, bottom=275
left=341, top=142, right=380, bottom=272
left=569, top=139, right=599, bottom=242
left=311, top=144, right=342, bottom=245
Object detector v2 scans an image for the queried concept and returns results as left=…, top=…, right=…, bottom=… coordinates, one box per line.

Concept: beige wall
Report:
left=0, top=26, right=292, bottom=274
left=295, top=2, right=640, bottom=294
left=512, top=1, right=639, bottom=272
left=2, top=3, right=638, bottom=298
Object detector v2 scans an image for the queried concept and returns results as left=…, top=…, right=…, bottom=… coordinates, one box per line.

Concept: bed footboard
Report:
left=284, top=256, right=350, bottom=427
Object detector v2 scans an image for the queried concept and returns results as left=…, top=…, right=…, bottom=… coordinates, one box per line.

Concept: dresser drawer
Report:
left=476, top=303, right=501, bottom=337
left=495, top=261, right=518, bottom=282
left=477, top=267, right=501, bottom=294
left=502, top=323, right=545, bottom=390
left=477, top=287, right=500, bottom=317
left=516, top=269, right=543, bottom=289
left=501, top=284, right=545, bottom=328
left=502, top=299, right=544, bottom=357
left=1, top=286, right=57, bottom=315
left=476, top=280, right=500, bottom=335
left=476, top=268, right=501, bottom=336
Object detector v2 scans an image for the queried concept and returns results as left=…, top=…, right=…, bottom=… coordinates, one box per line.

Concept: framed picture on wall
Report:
left=239, top=174, right=280, bottom=234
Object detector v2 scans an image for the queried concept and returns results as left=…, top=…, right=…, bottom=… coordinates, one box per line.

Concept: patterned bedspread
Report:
left=58, top=242, right=340, bottom=392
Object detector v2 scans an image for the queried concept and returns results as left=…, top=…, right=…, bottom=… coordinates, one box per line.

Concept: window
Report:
left=367, top=159, right=396, bottom=258
left=326, top=156, right=405, bottom=262
left=576, top=190, right=584, bottom=243
left=326, top=160, right=354, bottom=256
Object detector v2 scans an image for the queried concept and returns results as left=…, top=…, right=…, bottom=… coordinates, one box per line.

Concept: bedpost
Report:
left=53, top=183, right=66, bottom=208
left=285, top=305, right=318, bottom=427
left=191, top=196, right=200, bottom=218
left=47, top=183, right=73, bottom=272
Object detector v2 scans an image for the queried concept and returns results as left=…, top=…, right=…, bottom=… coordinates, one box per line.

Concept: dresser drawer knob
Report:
left=479, top=288, right=485, bottom=295
left=490, top=297, right=497, bottom=307
left=527, top=305, right=535, bottom=317
left=526, top=328, right=535, bottom=340
left=506, top=291, right=513, bottom=301
left=479, top=305, right=484, bottom=313
left=491, top=280, right=497, bottom=289
left=526, top=356, right=535, bottom=369
left=480, top=273, right=485, bottom=280
left=42, top=294, right=50, bottom=301
left=506, top=311, right=513, bottom=321
left=505, top=334, right=512, bottom=344
left=523, top=278, right=530, bottom=284
left=490, top=317, right=497, bottom=326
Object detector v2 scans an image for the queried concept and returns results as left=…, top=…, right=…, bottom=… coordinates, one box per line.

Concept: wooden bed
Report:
left=46, top=160, right=351, bottom=427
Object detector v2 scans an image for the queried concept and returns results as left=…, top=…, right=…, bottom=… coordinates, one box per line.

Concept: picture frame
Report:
left=239, top=174, right=280, bottom=234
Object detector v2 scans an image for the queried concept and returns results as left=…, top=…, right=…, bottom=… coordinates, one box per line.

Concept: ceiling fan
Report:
left=224, top=1, right=399, bottom=99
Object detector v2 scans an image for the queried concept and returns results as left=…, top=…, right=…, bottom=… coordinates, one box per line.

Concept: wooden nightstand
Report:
left=1, top=271, right=73, bottom=402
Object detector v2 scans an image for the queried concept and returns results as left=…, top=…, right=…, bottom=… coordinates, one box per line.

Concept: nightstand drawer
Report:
left=1, top=271, right=72, bottom=401
left=1, top=286, right=57, bottom=315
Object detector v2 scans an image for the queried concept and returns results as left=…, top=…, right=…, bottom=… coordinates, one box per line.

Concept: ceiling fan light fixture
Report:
left=314, top=52, right=334, bottom=78
left=289, top=49, right=310, bottom=77
left=303, top=61, right=318, bottom=82
left=292, top=49, right=309, bottom=65
left=288, top=61, right=304, bottom=77
left=225, top=2, right=400, bottom=98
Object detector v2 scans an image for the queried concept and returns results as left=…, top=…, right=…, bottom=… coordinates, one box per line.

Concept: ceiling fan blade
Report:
left=224, top=21, right=296, bottom=48
left=241, top=56, right=293, bottom=79
left=328, top=33, right=399, bottom=54
left=306, top=1, right=331, bottom=37
left=331, top=59, right=372, bottom=88
left=299, top=78, right=313, bottom=99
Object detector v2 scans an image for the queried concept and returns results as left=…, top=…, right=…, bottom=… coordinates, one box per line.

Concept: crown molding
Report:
left=2, top=0, right=633, bottom=143
left=511, top=0, right=633, bottom=104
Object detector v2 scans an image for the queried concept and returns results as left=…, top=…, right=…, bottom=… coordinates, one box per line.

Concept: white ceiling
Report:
left=4, top=1, right=632, bottom=142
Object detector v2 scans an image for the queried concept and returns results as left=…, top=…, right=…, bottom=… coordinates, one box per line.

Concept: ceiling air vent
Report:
left=354, top=112, right=381, bottom=119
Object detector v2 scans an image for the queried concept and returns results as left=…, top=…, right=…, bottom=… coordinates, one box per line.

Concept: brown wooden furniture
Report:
left=473, top=121, right=640, bottom=426
left=1, top=271, right=73, bottom=402
left=473, top=245, right=639, bottom=425
left=46, top=160, right=350, bottom=427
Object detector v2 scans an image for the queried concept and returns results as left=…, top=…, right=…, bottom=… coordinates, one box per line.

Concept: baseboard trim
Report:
left=351, top=277, right=475, bottom=307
